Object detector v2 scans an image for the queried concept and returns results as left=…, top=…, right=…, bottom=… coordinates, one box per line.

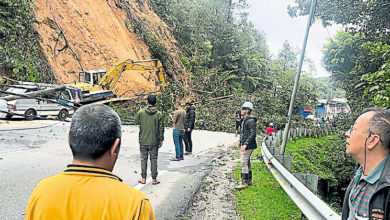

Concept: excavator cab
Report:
left=78, top=70, right=107, bottom=86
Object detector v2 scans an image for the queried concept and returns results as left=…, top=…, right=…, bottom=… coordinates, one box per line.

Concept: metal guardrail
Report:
left=261, top=137, right=341, bottom=219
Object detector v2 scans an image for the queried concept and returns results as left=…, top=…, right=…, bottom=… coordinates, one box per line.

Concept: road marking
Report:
left=0, top=121, right=61, bottom=131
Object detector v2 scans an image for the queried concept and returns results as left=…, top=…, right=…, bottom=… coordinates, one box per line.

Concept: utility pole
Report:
left=280, top=0, right=318, bottom=155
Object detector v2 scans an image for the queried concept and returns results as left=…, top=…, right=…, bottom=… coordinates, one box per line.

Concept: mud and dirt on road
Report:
left=33, top=0, right=188, bottom=96
left=180, top=143, right=240, bottom=220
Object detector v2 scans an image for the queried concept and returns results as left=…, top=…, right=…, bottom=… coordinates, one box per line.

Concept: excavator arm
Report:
left=98, top=59, right=166, bottom=91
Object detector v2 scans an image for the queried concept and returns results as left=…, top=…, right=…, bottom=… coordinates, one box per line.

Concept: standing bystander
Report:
left=342, top=108, right=390, bottom=220
left=25, top=104, right=155, bottom=219
left=266, top=123, right=275, bottom=135
left=235, top=102, right=257, bottom=190
left=171, top=101, right=186, bottom=161
left=184, top=102, right=196, bottom=155
left=135, top=95, right=164, bottom=185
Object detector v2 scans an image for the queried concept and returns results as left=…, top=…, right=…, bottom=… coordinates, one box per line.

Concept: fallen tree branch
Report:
left=193, top=95, right=233, bottom=105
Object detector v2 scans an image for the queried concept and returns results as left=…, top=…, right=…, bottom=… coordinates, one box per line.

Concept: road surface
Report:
left=0, top=119, right=237, bottom=219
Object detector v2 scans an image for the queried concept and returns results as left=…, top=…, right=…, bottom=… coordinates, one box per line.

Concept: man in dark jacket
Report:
left=135, top=95, right=164, bottom=185
left=184, top=102, right=195, bottom=155
left=235, top=102, right=257, bottom=190
left=342, top=108, right=390, bottom=220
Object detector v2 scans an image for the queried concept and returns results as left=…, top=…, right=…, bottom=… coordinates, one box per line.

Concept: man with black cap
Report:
left=184, top=101, right=196, bottom=155
left=135, top=95, right=164, bottom=185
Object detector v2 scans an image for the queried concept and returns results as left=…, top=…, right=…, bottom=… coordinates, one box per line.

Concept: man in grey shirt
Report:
left=171, top=101, right=186, bottom=161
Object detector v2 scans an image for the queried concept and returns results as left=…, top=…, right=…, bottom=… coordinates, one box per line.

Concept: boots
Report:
left=235, top=173, right=249, bottom=190
left=248, top=171, right=253, bottom=186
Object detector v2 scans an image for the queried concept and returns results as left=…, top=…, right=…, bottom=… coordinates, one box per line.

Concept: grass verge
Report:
left=234, top=158, right=301, bottom=219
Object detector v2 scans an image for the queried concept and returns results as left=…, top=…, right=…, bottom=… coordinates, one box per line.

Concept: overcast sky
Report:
left=245, top=0, right=343, bottom=77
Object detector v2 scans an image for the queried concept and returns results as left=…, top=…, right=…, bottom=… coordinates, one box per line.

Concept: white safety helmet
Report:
left=241, top=102, right=254, bottom=110
left=269, top=123, right=274, bottom=126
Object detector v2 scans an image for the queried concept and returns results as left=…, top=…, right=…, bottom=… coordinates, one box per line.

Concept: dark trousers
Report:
left=184, top=130, right=193, bottom=152
left=140, top=144, right=159, bottom=179
left=235, top=120, right=242, bottom=130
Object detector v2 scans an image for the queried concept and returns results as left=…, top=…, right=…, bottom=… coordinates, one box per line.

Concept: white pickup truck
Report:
left=0, top=99, right=7, bottom=118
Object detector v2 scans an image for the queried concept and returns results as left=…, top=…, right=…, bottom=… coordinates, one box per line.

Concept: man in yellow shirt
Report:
left=25, top=104, right=155, bottom=220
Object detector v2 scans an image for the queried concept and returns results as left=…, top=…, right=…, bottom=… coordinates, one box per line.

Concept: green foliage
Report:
left=288, top=0, right=390, bottom=35
left=322, top=32, right=384, bottom=111
left=180, top=55, right=190, bottom=70
left=111, top=82, right=184, bottom=127
left=285, top=134, right=355, bottom=207
left=234, top=162, right=301, bottom=219
left=278, top=40, right=298, bottom=71
left=130, top=19, right=169, bottom=69
left=291, top=0, right=389, bottom=112
left=150, top=0, right=273, bottom=93
left=147, top=0, right=324, bottom=133
left=0, top=0, right=52, bottom=81
left=359, top=42, right=390, bottom=108
left=311, top=77, right=346, bottom=99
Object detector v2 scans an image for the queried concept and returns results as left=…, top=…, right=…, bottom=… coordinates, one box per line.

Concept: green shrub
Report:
left=285, top=134, right=355, bottom=208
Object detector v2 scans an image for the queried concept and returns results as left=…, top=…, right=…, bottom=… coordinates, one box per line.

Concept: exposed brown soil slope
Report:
left=34, top=0, right=187, bottom=97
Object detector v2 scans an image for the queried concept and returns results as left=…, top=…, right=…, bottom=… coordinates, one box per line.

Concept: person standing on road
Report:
left=342, top=108, right=390, bottom=220
left=235, top=108, right=242, bottom=136
left=184, top=102, right=195, bottom=155
left=25, top=104, right=155, bottom=220
left=266, top=123, right=275, bottom=135
left=235, top=102, right=257, bottom=190
left=171, top=101, right=186, bottom=161
left=135, top=95, right=164, bottom=185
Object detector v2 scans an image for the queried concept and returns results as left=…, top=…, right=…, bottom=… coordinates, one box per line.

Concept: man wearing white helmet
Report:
left=235, top=102, right=257, bottom=190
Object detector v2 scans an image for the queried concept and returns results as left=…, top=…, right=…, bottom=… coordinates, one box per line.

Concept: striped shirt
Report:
left=348, top=156, right=389, bottom=220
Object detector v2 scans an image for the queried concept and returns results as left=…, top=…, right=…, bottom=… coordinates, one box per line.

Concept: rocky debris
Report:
left=180, top=144, right=240, bottom=220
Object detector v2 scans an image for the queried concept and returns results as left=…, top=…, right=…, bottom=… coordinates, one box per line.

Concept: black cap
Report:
left=185, top=101, right=193, bottom=106
left=147, top=95, right=157, bottom=106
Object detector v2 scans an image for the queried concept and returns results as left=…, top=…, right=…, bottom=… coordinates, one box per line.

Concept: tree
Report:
left=278, top=41, right=298, bottom=71
left=322, top=31, right=387, bottom=110
left=0, top=0, right=53, bottom=81
left=359, top=42, right=390, bottom=108
left=288, top=0, right=390, bottom=36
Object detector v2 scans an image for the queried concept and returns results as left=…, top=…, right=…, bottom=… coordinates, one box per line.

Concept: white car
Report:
left=7, top=98, right=74, bottom=120
left=0, top=99, right=8, bottom=118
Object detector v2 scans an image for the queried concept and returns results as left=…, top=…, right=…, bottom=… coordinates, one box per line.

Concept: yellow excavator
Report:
left=69, top=59, right=166, bottom=97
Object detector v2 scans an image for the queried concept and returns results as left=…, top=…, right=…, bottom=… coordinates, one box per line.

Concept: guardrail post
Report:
left=299, top=128, right=303, bottom=137
left=283, top=155, right=292, bottom=171
left=274, top=155, right=293, bottom=171
left=294, top=173, right=319, bottom=192
left=276, top=131, right=282, bottom=143
left=306, top=174, right=319, bottom=192
left=275, top=147, right=281, bottom=155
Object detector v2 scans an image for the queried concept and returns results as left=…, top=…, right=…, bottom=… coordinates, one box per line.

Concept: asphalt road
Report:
left=0, top=119, right=237, bottom=220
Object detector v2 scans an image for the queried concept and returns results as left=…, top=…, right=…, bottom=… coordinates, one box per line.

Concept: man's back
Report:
left=174, top=109, right=186, bottom=130
left=135, top=106, right=164, bottom=146
left=25, top=165, right=154, bottom=220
